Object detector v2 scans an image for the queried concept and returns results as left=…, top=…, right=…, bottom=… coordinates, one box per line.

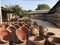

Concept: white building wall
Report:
left=0, top=1, right=2, bottom=23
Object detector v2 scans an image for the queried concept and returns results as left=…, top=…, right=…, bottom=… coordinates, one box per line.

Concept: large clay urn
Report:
left=16, top=29, right=26, bottom=42
left=0, top=30, right=12, bottom=42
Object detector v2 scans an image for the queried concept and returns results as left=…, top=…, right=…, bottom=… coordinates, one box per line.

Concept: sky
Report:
left=1, top=0, right=58, bottom=10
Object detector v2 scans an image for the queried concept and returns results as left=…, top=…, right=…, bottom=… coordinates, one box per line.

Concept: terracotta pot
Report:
left=29, top=36, right=45, bottom=45
left=48, top=37, right=60, bottom=45
left=0, top=30, right=12, bottom=42
left=18, top=26, right=29, bottom=36
left=16, top=29, right=26, bottom=42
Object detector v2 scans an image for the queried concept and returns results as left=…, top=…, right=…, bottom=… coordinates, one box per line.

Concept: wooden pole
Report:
left=0, top=0, right=2, bottom=23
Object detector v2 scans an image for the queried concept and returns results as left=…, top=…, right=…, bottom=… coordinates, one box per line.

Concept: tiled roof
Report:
left=25, top=10, right=49, bottom=15
left=29, top=10, right=49, bottom=14
left=48, top=1, right=60, bottom=13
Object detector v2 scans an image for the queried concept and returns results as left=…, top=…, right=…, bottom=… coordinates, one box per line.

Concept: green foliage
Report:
left=12, top=5, right=22, bottom=15
left=5, top=5, right=13, bottom=12
left=5, top=5, right=28, bottom=16
left=5, top=5, right=32, bottom=16
left=22, top=10, right=28, bottom=14
left=28, top=10, right=32, bottom=12
left=36, top=4, right=50, bottom=10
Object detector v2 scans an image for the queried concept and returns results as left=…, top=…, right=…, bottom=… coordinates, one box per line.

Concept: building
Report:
left=46, top=1, right=60, bottom=28
left=23, top=0, right=60, bottom=28
left=1, top=7, right=17, bottom=22
left=48, top=1, right=60, bottom=14
left=1, top=7, right=7, bottom=22
left=24, top=10, right=49, bottom=20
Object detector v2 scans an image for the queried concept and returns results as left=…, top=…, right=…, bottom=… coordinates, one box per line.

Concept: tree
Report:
left=36, top=4, right=50, bottom=10
left=22, top=10, right=28, bottom=14
left=5, top=5, right=23, bottom=15
left=5, top=5, right=32, bottom=16
left=28, top=10, right=32, bottom=12
left=5, top=5, right=13, bottom=12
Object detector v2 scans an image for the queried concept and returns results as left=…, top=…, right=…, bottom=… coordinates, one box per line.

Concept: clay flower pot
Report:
left=48, top=37, right=60, bottom=45
left=18, top=26, right=29, bottom=36
left=0, top=30, right=12, bottom=42
left=29, top=36, right=45, bottom=45
left=16, top=29, right=26, bottom=42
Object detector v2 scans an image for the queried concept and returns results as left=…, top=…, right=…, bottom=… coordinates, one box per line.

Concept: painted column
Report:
left=0, top=0, right=2, bottom=23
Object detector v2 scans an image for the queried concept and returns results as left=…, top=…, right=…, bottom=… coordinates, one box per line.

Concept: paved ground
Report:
left=31, top=19, right=60, bottom=38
